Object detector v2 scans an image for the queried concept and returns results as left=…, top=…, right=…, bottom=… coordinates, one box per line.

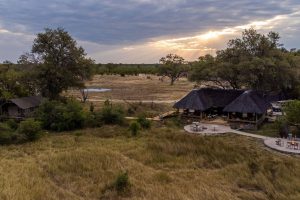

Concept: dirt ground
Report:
left=67, top=74, right=195, bottom=101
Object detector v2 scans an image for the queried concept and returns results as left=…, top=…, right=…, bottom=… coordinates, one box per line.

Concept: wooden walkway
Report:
left=125, top=111, right=176, bottom=121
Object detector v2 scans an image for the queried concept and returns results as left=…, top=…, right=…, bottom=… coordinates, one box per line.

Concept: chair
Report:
left=294, top=143, right=299, bottom=150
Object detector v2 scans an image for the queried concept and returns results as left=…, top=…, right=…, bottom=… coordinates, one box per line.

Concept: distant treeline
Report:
left=91, top=63, right=161, bottom=75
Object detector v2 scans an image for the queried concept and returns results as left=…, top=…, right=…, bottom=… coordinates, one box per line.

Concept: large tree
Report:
left=159, top=54, right=189, bottom=85
left=30, top=28, right=94, bottom=99
left=190, top=29, right=300, bottom=95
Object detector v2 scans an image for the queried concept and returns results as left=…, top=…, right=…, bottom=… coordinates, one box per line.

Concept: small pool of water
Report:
left=83, top=88, right=112, bottom=93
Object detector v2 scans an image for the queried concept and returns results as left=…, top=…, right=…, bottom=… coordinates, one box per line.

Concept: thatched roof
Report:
left=9, top=96, right=43, bottom=109
left=223, top=90, right=271, bottom=114
left=174, top=88, right=243, bottom=111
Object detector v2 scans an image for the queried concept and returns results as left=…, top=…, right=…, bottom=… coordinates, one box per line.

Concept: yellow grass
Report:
left=1, top=124, right=300, bottom=200
left=67, top=74, right=195, bottom=101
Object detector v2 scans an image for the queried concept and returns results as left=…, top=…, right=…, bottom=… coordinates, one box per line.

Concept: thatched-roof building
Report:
left=174, top=88, right=243, bottom=111
left=174, top=88, right=274, bottom=129
left=0, top=96, right=43, bottom=119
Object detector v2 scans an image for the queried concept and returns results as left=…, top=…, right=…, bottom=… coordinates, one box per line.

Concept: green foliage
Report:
left=0, top=66, right=35, bottom=99
left=6, top=119, right=19, bottom=130
left=114, top=171, right=130, bottom=193
left=189, top=29, right=300, bottom=96
left=285, top=100, right=300, bottom=125
left=137, top=115, right=151, bottom=129
left=159, top=54, right=190, bottom=85
left=0, top=123, right=17, bottom=144
left=36, top=99, right=85, bottom=131
left=18, top=119, right=42, bottom=141
left=31, top=28, right=94, bottom=99
left=92, top=63, right=159, bottom=75
left=129, top=122, right=140, bottom=136
left=100, top=106, right=125, bottom=125
left=84, top=111, right=103, bottom=128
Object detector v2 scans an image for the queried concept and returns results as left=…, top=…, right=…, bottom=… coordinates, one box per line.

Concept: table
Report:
left=287, top=141, right=299, bottom=150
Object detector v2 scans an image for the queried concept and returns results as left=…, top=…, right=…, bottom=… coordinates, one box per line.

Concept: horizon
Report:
left=1, top=0, right=300, bottom=64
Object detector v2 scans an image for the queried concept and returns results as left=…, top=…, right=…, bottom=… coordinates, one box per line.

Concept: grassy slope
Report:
left=1, top=125, right=300, bottom=200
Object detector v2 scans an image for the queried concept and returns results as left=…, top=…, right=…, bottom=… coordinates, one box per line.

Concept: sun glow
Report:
left=151, top=13, right=289, bottom=52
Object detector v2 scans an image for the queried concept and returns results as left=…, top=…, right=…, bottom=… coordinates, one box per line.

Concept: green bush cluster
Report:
left=100, top=106, right=125, bottom=125
left=0, top=119, right=41, bottom=144
left=36, top=99, right=86, bottom=131
left=0, top=122, right=17, bottom=144
left=129, top=122, right=140, bottom=136
left=36, top=99, right=125, bottom=132
left=137, top=115, right=151, bottom=129
left=18, top=119, right=42, bottom=141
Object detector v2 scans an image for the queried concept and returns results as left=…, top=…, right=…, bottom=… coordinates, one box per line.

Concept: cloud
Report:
left=0, top=0, right=300, bottom=63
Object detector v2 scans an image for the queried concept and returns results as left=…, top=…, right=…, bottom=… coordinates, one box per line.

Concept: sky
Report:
left=1, top=0, right=300, bottom=63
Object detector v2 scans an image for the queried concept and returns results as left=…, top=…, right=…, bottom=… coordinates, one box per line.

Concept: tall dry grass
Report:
left=0, top=125, right=300, bottom=200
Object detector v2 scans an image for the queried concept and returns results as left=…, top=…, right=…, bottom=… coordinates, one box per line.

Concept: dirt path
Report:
left=85, top=98, right=177, bottom=104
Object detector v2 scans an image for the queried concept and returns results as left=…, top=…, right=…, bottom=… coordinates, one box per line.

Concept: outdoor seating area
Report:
left=264, top=136, right=300, bottom=154
left=184, top=122, right=232, bottom=135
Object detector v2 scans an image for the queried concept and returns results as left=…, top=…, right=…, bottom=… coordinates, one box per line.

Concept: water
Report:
left=83, top=88, right=111, bottom=93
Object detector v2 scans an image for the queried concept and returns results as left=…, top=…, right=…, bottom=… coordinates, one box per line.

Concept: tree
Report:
left=285, top=100, right=300, bottom=126
left=159, top=54, right=189, bottom=85
left=0, top=67, right=32, bottom=99
left=31, top=28, right=94, bottom=99
left=189, top=29, right=300, bottom=95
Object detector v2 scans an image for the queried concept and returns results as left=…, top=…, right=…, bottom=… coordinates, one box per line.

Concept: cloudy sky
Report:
left=1, top=0, right=300, bottom=63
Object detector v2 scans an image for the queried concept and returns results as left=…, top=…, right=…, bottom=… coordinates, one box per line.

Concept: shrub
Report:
left=18, top=119, right=42, bottom=141
left=84, top=111, right=103, bottom=128
left=129, top=122, right=140, bottom=136
left=114, top=171, right=130, bottom=193
left=100, top=106, right=125, bottom=125
left=36, top=99, right=85, bottom=131
left=6, top=119, right=18, bottom=130
left=0, top=123, right=17, bottom=144
left=137, top=115, right=151, bottom=129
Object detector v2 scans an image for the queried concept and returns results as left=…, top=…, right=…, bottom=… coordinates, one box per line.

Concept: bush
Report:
left=84, top=111, right=103, bottom=128
left=0, top=123, right=17, bottom=144
left=114, top=171, right=130, bottom=193
left=6, top=119, right=18, bottom=130
left=36, top=99, right=85, bottom=131
left=129, top=122, right=140, bottom=136
left=137, top=115, right=151, bottom=129
left=100, top=106, right=125, bottom=125
left=18, top=119, right=42, bottom=141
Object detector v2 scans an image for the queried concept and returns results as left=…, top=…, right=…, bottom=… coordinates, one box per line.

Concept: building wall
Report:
left=7, top=105, right=19, bottom=117
left=3, top=104, right=36, bottom=118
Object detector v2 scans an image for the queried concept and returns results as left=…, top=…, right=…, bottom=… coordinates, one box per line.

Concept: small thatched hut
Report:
left=0, top=96, right=43, bottom=119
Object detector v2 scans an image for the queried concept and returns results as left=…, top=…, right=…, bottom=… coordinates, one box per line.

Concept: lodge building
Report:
left=174, top=88, right=280, bottom=130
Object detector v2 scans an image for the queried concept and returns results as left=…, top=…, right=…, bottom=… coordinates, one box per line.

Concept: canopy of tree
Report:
left=285, top=100, right=300, bottom=126
left=31, top=28, right=94, bottom=99
left=0, top=63, right=35, bottom=99
left=159, top=54, right=189, bottom=85
left=189, top=29, right=300, bottom=97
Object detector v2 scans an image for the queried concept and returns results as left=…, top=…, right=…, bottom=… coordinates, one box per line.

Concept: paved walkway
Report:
left=230, top=130, right=268, bottom=140
left=184, top=123, right=268, bottom=139
left=184, top=124, right=231, bottom=135
left=184, top=122, right=300, bottom=155
left=264, top=138, right=300, bottom=155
